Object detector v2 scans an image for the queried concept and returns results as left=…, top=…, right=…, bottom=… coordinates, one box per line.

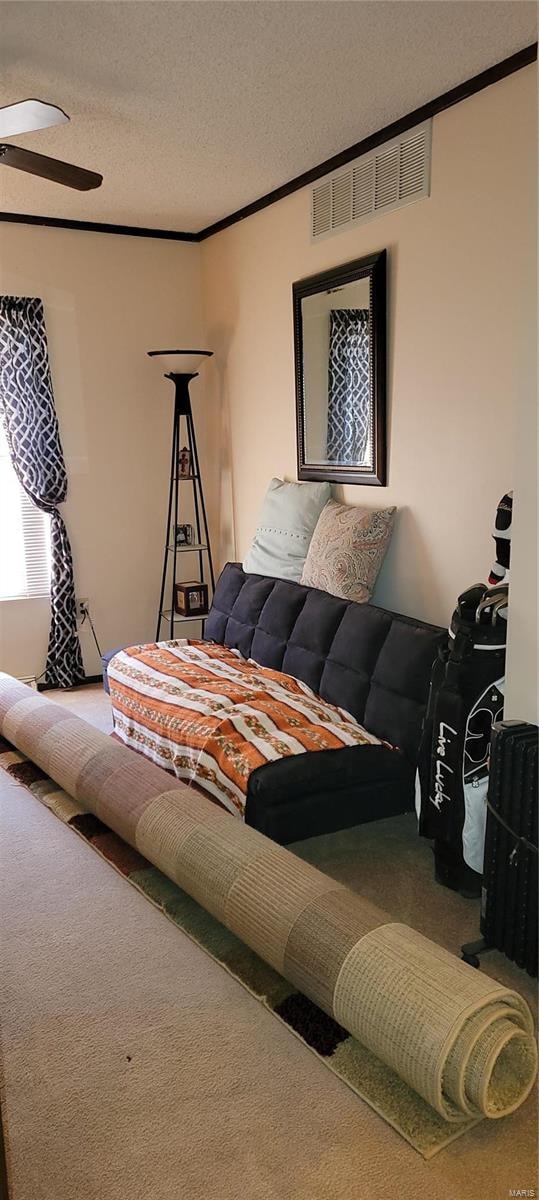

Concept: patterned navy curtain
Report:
left=326, top=309, right=370, bottom=464
left=0, top=296, right=84, bottom=687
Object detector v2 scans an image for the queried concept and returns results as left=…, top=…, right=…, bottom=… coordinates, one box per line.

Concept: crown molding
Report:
left=0, top=211, right=198, bottom=241
left=1, top=43, right=535, bottom=245
left=198, top=42, right=537, bottom=240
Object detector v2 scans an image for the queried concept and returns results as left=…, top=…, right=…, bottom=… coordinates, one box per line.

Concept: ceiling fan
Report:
left=0, top=98, right=103, bottom=191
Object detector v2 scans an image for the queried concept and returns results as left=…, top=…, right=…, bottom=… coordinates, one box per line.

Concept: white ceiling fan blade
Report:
left=0, top=99, right=69, bottom=139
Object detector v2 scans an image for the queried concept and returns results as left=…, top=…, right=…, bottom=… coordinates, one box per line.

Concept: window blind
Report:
left=0, top=420, right=51, bottom=600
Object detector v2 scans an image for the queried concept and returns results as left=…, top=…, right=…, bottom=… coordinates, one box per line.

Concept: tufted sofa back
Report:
left=205, top=563, right=445, bottom=764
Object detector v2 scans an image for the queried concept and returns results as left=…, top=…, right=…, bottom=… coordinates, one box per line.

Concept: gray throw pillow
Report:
left=243, top=478, right=331, bottom=582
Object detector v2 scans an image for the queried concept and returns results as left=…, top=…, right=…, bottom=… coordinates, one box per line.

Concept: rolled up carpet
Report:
left=0, top=674, right=536, bottom=1125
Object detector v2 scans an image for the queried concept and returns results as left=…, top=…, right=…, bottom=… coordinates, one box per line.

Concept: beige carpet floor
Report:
left=46, top=683, right=114, bottom=734
left=0, top=684, right=536, bottom=1200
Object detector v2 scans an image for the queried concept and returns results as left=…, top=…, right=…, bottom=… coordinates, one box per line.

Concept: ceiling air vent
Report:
left=311, top=120, right=431, bottom=240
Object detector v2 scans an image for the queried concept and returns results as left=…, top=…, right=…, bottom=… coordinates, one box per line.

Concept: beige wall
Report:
left=201, top=67, right=537, bottom=636
left=0, top=226, right=204, bottom=680
left=504, top=210, right=538, bottom=725
left=1, top=66, right=536, bottom=708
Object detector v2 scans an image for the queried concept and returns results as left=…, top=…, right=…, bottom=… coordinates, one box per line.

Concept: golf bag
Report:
left=416, top=584, right=507, bottom=896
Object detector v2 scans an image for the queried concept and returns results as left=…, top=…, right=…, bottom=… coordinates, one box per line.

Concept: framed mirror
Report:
left=293, top=250, right=387, bottom=486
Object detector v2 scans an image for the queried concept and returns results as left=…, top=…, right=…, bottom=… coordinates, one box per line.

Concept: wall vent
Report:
left=311, top=121, right=431, bottom=241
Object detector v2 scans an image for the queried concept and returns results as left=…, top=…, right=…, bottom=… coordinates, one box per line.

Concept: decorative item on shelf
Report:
left=147, top=348, right=215, bottom=640
left=174, top=581, right=209, bottom=618
left=175, top=523, right=194, bottom=547
left=178, top=446, right=192, bottom=478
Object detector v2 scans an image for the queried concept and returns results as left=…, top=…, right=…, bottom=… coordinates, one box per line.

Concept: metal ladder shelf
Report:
left=156, top=373, right=215, bottom=641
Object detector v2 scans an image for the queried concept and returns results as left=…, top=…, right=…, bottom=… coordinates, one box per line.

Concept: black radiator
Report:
left=480, top=720, right=538, bottom=976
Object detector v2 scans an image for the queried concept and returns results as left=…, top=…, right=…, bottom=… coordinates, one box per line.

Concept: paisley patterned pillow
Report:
left=301, top=500, right=396, bottom=602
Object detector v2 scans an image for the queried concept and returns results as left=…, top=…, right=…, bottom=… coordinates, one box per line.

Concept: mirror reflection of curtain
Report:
left=326, top=309, right=370, bottom=463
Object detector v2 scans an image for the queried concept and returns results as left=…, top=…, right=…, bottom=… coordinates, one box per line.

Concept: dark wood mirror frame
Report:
left=293, top=249, right=387, bottom=486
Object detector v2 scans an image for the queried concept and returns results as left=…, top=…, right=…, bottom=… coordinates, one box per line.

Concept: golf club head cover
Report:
left=488, top=491, right=513, bottom=585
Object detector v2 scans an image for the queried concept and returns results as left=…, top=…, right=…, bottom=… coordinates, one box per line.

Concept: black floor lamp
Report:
left=148, top=349, right=215, bottom=641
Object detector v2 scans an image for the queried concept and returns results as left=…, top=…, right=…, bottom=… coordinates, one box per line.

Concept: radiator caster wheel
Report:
left=460, top=938, right=487, bottom=968
left=461, top=952, right=480, bottom=969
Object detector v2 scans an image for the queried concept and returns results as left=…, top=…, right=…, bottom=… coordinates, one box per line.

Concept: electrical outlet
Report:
left=76, top=597, right=89, bottom=620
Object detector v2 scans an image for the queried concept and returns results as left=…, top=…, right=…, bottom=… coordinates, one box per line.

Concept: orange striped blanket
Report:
left=108, top=640, right=381, bottom=817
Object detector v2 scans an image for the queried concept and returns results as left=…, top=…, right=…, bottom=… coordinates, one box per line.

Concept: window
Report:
left=0, top=418, right=51, bottom=600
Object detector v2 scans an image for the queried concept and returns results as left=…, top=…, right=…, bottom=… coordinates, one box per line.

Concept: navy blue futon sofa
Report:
left=103, top=563, right=444, bottom=844
left=203, top=563, right=445, bottom=842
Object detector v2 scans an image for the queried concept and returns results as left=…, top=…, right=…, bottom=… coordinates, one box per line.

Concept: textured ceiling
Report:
left=0, top=1, right=536, bottom=232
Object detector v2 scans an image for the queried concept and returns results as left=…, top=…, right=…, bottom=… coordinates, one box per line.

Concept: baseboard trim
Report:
left=37, top=674, right=103, bottom=693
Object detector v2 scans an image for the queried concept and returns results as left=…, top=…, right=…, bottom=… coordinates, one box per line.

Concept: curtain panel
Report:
left=326, top=308, right=370, bottom=464
left=0, top=296, right=84, bottom=687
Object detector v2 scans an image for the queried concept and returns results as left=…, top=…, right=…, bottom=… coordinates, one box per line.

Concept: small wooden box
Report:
left=174, top=581, right=209, bottom=618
